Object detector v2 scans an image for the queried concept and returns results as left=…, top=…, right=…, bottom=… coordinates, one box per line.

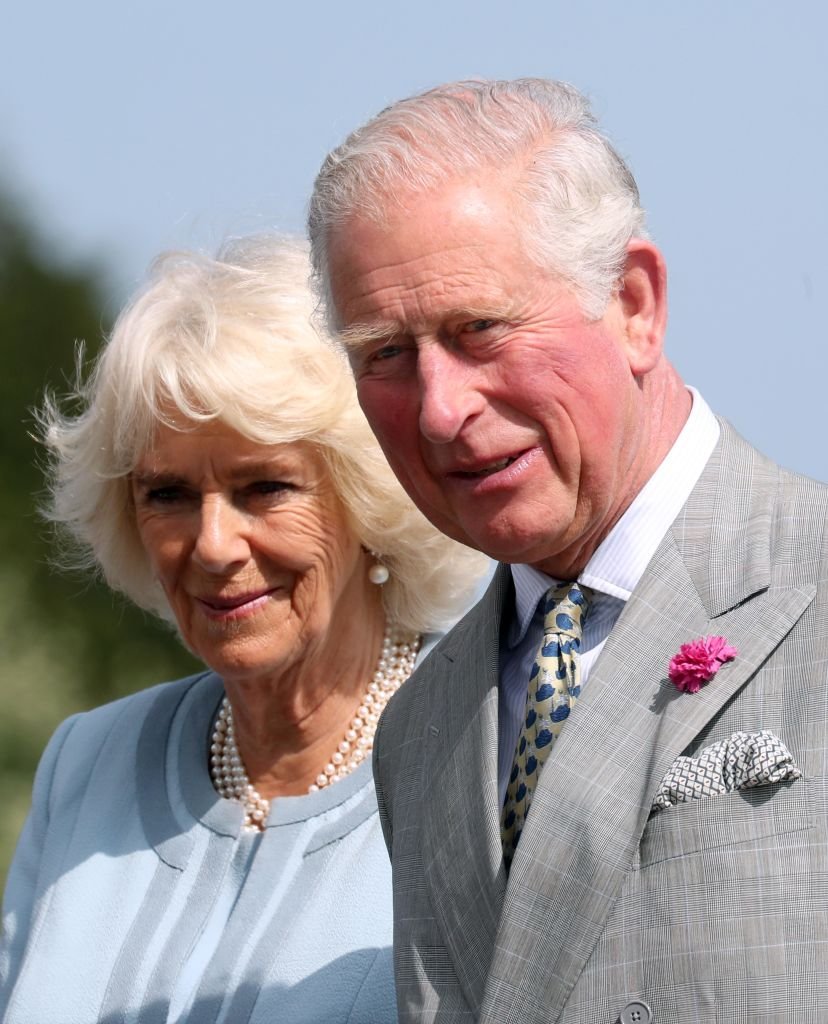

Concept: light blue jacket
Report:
left=1, top=671, right=398, bottom=1023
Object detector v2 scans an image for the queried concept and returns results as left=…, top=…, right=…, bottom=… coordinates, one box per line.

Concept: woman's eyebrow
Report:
left=131, top=470, right=187, bottom=489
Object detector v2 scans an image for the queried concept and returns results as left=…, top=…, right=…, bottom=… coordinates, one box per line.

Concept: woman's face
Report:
left=131, top=419, right=368, bottom=684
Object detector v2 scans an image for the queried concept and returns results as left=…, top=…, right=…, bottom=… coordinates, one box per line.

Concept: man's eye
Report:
left=466, top=319, right=498, bottom=333
left=372, top=344, right=403, bottom=361
left=355, top=339, right=416, bottom=378
left=358, top=343, right=408, bottom=375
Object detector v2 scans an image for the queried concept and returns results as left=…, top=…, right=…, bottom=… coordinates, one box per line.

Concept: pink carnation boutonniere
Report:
left=668, top=635, right=738, bottom=693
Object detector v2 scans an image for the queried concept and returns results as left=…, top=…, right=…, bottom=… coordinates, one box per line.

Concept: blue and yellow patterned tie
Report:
left=501, top=581, right=592, bottom=864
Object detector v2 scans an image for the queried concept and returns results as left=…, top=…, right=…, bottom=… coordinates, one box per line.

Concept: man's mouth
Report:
left=454, top=454, right=520, bottom=478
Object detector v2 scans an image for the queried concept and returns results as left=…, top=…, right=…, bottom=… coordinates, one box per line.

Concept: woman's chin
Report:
left=199, top=650, right=280, bottom=685
left=186, top=622, right=292, bottom=684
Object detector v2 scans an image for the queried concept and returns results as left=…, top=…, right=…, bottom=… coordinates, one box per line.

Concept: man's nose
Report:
left=192, top=495, right=250, bottom=573
left=417, top=345, right=483, bottom=444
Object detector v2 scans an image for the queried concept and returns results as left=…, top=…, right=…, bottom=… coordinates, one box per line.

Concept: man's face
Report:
left=327, top=178, right=654, bottom=577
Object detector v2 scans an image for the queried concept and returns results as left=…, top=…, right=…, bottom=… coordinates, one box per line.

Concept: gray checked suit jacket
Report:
left=373, top=421, right=828, bottom=1023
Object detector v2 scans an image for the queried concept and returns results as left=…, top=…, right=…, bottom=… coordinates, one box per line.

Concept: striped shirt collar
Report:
left=508, top=387, right=720, bottom=646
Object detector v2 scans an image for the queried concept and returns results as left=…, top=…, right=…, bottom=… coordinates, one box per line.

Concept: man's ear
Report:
left=617, top=240, right=667, bottom=377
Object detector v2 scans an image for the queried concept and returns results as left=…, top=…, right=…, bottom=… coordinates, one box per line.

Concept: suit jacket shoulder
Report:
left=374, top=420, right=828, bottom=1024
left=374, top=572, right=511, bottom=849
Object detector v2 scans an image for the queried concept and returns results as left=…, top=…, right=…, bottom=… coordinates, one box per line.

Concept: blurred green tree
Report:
left=0, top=193, right=198, bottom=881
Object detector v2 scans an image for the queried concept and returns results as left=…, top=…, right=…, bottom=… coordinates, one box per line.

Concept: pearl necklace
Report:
left=209, top=625, right=421, bottom=830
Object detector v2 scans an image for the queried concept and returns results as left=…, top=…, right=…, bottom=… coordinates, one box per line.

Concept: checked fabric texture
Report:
left=652, top=729, right=802, bottom=810
left=501, top=582, right=591, bottom=863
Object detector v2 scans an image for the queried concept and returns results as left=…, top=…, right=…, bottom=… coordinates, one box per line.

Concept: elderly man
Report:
left=308, top=80, right=828, bottom=1024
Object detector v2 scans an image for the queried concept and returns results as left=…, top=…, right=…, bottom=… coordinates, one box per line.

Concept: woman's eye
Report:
left=248, top=480, right=293, bottom=497
left=145, top=486, right=185, bottom=504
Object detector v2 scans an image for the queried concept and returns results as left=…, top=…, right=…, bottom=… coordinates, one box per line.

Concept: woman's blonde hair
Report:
left=40, top=234, right=488, bottom=634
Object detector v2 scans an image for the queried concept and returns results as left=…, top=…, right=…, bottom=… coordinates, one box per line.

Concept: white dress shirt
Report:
left=497, top=388, right=721, bottom=803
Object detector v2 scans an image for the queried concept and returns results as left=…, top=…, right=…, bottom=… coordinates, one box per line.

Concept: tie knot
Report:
left=542, top=582, right=591, bottom=639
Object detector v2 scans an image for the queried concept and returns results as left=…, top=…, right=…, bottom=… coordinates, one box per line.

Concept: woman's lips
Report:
left=197, top=589, right=274, bottom=619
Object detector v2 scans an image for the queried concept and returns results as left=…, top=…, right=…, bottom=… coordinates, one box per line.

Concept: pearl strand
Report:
left=309, top=626, right=420, bottom=793
left=210, top=698, right=271, bottom=828
left=209, top=625, right=420, bottom=830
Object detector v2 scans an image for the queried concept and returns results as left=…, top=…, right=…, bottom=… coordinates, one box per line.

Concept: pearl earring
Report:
left=368, top=551, right=390, bottom=585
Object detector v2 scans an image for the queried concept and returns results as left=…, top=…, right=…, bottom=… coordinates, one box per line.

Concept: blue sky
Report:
left=4, top=0, right=826, bottom=479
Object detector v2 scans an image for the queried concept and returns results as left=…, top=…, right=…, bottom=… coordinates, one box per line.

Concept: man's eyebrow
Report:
left=338, top=307, right=514, bottom=351
left=450, top=305, right=514, bottom=323
left=338, top=321, right=402, bottom=351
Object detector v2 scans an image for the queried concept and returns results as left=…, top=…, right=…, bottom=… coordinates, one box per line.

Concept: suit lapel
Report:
left=482, top=422, right=816, bottom=1023
left=419, top=566, right=510, bottom=1015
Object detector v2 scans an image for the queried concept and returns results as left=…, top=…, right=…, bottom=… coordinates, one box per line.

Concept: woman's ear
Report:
left=616, top=239, right=668, bottom=377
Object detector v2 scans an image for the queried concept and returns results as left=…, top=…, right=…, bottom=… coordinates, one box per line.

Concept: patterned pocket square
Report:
left=653, top=730, right=801, bottom=811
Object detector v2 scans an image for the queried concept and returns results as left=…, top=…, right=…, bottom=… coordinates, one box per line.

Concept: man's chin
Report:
left=454, top=523, right=556, bottom=565
left=414, top=497, right=572, bottom=567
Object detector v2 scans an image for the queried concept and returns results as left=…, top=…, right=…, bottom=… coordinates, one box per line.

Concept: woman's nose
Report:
left=192, top=495, right=250, bottom=573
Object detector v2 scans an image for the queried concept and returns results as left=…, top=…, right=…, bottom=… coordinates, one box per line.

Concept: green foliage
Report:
left=0, top=197, right=198, bottom=882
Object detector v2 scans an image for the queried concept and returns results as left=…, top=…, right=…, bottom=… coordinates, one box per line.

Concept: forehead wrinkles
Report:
left=344, top=247, right=513, bottom=332
left=329, top=176, right=536, bottom=334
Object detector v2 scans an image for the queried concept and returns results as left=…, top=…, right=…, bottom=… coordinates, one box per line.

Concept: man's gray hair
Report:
left=309, top=78, right=648, bottom=320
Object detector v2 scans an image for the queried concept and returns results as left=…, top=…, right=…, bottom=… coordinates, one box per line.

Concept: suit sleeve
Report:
left=0, top=714, right=80, bottom=1004
left=372, top=715, right=393, bottom=853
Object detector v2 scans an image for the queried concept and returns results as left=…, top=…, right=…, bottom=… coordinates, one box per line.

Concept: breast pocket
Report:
left=629, top=778, right=822, bottom=1022
left=638, top=777, right=811, bottom=867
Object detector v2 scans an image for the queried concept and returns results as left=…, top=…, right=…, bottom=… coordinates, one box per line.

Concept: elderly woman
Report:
left=0, top=235, right=487, bottom=1023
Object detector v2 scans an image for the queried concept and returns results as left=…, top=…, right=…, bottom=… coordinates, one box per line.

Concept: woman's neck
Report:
left=219, top=575, right=420, bottom=799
